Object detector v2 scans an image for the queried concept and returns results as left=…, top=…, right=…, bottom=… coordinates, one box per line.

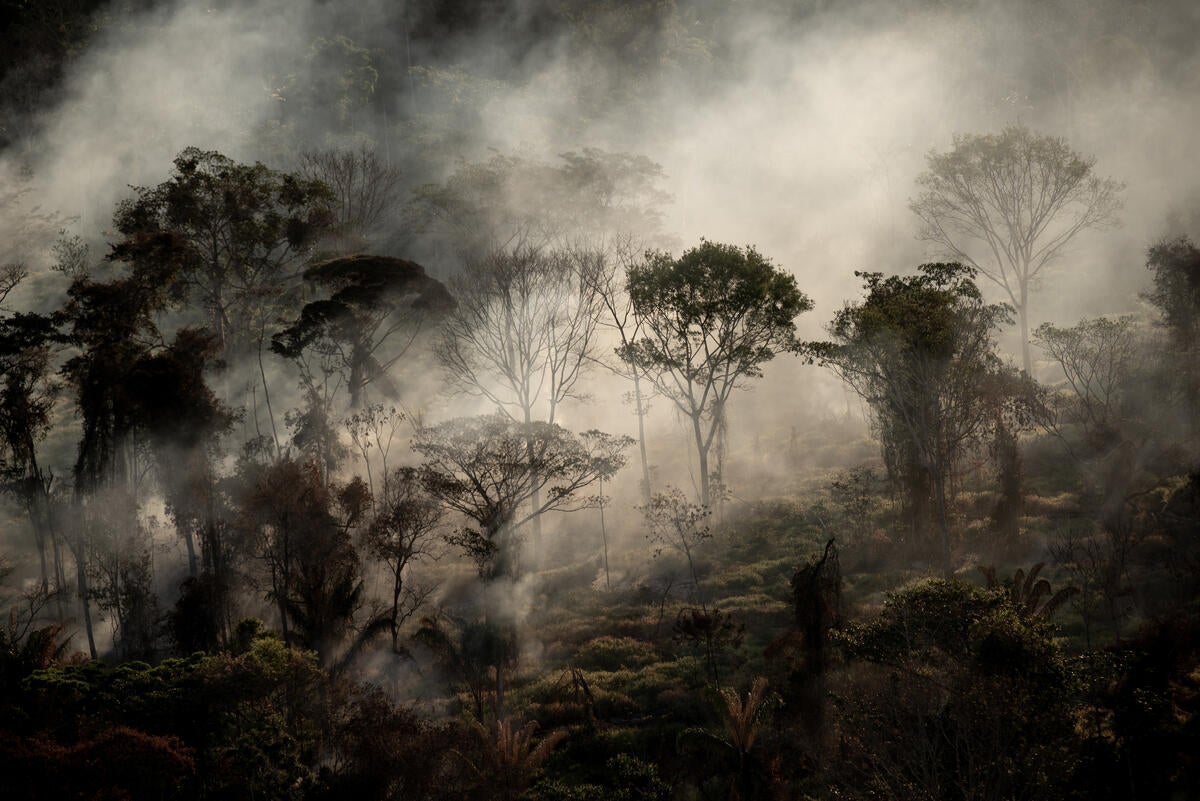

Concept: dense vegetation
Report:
left=0, top=1, right=1198, bottom=799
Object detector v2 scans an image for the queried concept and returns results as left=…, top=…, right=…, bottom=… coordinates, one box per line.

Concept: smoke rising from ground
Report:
left=3, top=0, right=1199, bottom=653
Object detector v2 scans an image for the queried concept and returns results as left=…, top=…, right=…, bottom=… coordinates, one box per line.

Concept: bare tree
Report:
left=363, top=466, right=443, bottom=653
left=642, top=486, right=711, bottom=602
left=1034, top=315, right=1137, bottom=453
left=579, top=238, right=655, bottom=503
left=298, top=146, right=405, bottom=253
left=436, top=245, right=603, bottom=545
left=344, top=403, right=405, bottom=502
left=911, top=126, right=1123, bottom=374
left=438, top=245, right=601, bottom=425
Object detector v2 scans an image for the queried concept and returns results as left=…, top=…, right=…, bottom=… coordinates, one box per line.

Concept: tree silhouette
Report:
left=113, top=147, right=333, bottom=359
left=414, top=414, right=630, bottom=581
left=911, top=126, right=1123, bottom=374
left=807, top=264, right=1037, bottom=572
left=621, top=240, right=811, bottom=505
left=273, top=254, right=452, bottom=410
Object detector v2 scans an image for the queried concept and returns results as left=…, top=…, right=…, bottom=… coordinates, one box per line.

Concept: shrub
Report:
left=573, top=636, right=659, bottom=672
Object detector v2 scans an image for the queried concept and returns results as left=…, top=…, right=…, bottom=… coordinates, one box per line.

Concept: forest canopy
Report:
left=0, top=1, right=1198, bottom=799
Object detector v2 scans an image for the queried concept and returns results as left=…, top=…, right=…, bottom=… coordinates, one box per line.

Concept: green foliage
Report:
left=272, top=254, right=453, bottom=409
left=830, top=578, right=1079, bottom=800
left=414, top=414, right=630, bottom=579
left=621, top=240, right=811, bottom=504
left=522, top=753, right=669, bottom=801
left=807, top=263, right=1039, bottom=568
left=112, top=147, right=334, bottom=358
left=1143, top=236, right=1200, bottom=420
left=21, top=626, right=324, bottom=800
left=573, top=636, right=658, bottom=672
left=1144, top=236, right=1200, bottom=348
left=978, top=562, right=1080, bottom=621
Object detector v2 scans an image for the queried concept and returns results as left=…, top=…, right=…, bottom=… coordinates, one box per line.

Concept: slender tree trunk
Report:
left=75, top=527, right=96, bottom=659
left=525, top=406, right=541, bottom=571
left=183, top=528, right=198, bottom=578
left=1019, top=283, right=1031, bottom=375
left=32, top=509, right=49, bottom=594
left=257, top=333, right=281, bottom=458
left=932, top=466, right=951, bottom=576
left=390, top=569, right=402, bottom=652
left=277, top=593, right=290, bottom=645
left=495, top=655, right=505, bottom=723
left=693, top=415, right=710, bottom=506
left=599, top=475, right=610, bottom=591
left=633, top=372, right=652, bottom=504
left=276, top=538, right=291, bottom=645
left=42, top=484, right=66, bottom=620
left=349, top=346, right=365, bottom=410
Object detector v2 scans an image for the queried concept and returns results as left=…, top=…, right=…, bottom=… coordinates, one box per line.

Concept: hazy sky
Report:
left=7, top=0, right=1200, bottom=489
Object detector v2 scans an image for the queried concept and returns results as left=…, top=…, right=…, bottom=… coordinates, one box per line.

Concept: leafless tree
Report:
left=299, top=146, right=405, bottom=253
left=363, top=466, right=443, bottom=653
left=911, top=126, right=1123, bottom=374
left=1034, top=315, right=1138, bottom=453
left=436, top=244, right=603, bottom=545
left=579, top=237, right=655, bottom=503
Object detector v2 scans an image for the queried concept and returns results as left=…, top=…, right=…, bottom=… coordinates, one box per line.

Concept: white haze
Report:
left=3, top=0, right=1199, bottom=652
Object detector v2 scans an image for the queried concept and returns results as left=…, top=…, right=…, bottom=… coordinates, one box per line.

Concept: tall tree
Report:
left=297, top=146, right=405, bottom=254
left=60, top=236, right=189, bottom=657
left=272, top=254, right=453, bottom=410
left=437, top=245, right=601, bottom=425
left=414, top=414, right=630, bottom=582
left=619, top=240, right=811, bottom=505
left=806, top=263, right=1036, bottom=573
left=910, top=126, right=1123, bottom=374
left=363, top=466, right=443, bottom=653
left=112, top=147, right=333, bottom=360
left=0, top=311, right=63, bottom=600
left=579, top=240, right=655, bottom=503
left=436, top=244, right=602, bottom=546
left=1143, top=236, right=1200, bottom=421
left=414, top=412, right=629, bottom=718
left=238, top=455, right=378, bottom=666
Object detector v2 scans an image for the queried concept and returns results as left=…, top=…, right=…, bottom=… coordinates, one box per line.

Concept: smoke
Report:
left=17, top=0, right=1200, bottom=328
left=4, top=0, right=1200, bottom=660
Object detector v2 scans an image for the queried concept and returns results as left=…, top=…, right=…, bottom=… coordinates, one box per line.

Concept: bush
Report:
left=573, top=636, right=659, bottom=672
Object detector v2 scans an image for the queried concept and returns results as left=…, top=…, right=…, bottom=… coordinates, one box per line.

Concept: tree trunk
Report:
left=932, top=467, right=952, bottom=576
left=183, top=527, right=198, bottom=578
left=277, top=594, right=291, bottom=646
left=1019, top=283, right=1032, bottom=376
left=524, top=407, right=541, bottom=572
left=495, top=656, right=505, bottom=723
left=633, top=372, right=652, bottom=504
left=349, top=346, right=365, bottom=410
left=75, top=530, right=97, bottom=659
left=599, top=475, right=610, bottom=591
left=390, top=570, right=402, bottom=653
left=32, top=508, right=49, bottom=594
left=693, top=415, right=710, bottom=506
